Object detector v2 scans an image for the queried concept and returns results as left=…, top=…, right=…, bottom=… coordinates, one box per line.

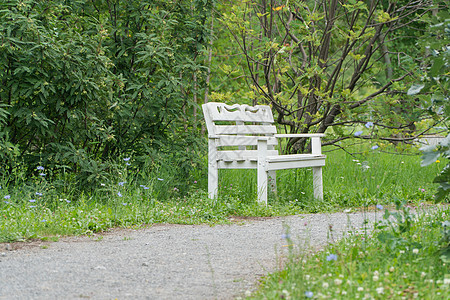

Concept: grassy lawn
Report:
left=0, top=145, right=444, bottom=242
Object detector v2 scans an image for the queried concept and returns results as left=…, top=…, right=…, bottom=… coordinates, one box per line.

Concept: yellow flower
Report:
left=436, top=160, right=440, bottom=163
left=273, top=5, right=284, bottom=11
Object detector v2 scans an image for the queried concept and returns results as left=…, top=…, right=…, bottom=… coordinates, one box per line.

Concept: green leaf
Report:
left=377, top=232, right=396, bottom=244
left=430, top=56, right=445, bottom=77
left=407, top=84, right=425, bottom=96
left=421, top=150, right=440, bottom=166
left=439, top=134, right=450, bottom=148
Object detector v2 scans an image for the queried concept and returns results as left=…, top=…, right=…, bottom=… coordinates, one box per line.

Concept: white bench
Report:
left=202, top=102, right=326, bottom=205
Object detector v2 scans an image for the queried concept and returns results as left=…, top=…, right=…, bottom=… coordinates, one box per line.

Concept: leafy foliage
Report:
left=0, top=0, right=212, bottom=190
left=421, top=135, right=449, bottom=201
left=218, top=0, right=445, bottom=153
left=417, top=8, right=449, bottom=202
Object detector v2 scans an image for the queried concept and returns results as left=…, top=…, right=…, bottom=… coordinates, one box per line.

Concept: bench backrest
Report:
left=202, top=102, right=279, bottom=148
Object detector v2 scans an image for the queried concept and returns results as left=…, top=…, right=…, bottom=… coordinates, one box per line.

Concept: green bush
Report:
left=0, top=0, right=211, bottom=190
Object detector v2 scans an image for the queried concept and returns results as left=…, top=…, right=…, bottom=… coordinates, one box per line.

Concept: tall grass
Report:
left=215, top=145, right=443, bottom=211
left=247, top=203, right=450, bottom=299
left=0, top=145, right=445, bottom=242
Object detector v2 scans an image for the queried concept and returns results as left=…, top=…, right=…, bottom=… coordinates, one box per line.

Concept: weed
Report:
left=249, top=205, right=450, bottom=299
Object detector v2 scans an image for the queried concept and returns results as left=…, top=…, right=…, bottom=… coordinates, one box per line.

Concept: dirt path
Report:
left=0, top=211, right=382, bottom=299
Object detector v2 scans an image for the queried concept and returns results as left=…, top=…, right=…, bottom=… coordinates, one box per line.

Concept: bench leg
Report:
left=313, top=166, right=323, bottom=200
left=268, top=170, right=277, bottom=196
left=208, top=139, right=219, bottom=199
left=257, top=167, right=268, bottom=205
left=208, top=164, right=218, bottom=199
left=257, top=139, right=268, bottom=205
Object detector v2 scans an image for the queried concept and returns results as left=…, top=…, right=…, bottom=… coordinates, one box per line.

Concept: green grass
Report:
left=247, top=202, right=450, bottom=299
left=0, top=189, right=291, bottom=242
left=0, top=145, right=445, bottom=242
left=217, top=145, right=443, bottom=210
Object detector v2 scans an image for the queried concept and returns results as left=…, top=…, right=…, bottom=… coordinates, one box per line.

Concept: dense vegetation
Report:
left=0, top=0, right=448, bottom=197
left=214, top=0, right=448, bottom=153
left=0, top=0, right=212, bottom=192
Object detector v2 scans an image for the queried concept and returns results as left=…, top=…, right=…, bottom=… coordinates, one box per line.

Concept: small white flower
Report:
left=357, top=287, right=364, bottom=292
left=444, top=277, right=450, bottom=285
left=305, top=275, right=310, bottom=280
left=413, top=248, right=419, bottom=254
left=334, top=279, right=343, bottom=285
left=322, top=282, right=329, bottom=288
left=373, top=275, right=379, bottom=281
left=376, top=287, right=384, bottom=294
left=421, top=272, right=426, bottom=278
left=389, top=267, right=395, bottom=272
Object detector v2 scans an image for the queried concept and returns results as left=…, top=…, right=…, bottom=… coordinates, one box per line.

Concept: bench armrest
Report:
left=275, top=133, right=324, bottom=155
left=208, top=135, right=270, bottom=141
left=274, top=133, right=325, bottom=138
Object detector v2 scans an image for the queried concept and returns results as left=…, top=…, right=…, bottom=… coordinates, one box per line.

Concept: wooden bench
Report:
left=202, top=102, right=326, bottom=205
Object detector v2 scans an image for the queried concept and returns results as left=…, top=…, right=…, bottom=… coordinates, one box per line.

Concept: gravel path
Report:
left=0, top=211, right=383, bottom=300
